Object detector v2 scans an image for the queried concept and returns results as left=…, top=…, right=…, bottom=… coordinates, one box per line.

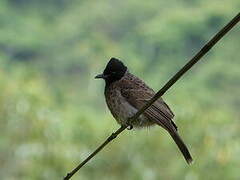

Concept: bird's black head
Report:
left=95, top=58, right=127, bottom=85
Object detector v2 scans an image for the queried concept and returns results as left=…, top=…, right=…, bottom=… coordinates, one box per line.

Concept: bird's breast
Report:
left=105, top=87, right=136, bottom=124
left=105, top=85, right=153, bottom=127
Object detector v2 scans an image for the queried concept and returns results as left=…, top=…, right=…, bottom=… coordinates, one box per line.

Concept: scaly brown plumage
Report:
left=95, top=57, right=193, bottom=164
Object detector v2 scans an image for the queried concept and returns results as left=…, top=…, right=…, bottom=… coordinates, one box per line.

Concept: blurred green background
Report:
left=0, top=0, right=240, bottom=179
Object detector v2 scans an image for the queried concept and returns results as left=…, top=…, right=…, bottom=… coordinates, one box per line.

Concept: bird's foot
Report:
left=126, top=122, right=133, bottom=130
left=127, top=125, right=133, bottom=130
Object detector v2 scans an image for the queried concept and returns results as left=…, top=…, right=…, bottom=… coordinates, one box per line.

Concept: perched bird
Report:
left=95, top=58, right=193, bottom=164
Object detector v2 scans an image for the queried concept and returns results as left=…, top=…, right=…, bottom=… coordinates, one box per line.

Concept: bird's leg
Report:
left=126, top=118, right=133, bottom=130
left=127, top=124, right=133, bottom=130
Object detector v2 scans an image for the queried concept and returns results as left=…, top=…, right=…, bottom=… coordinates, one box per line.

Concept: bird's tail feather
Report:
left=169, top=131, right=193, bottom=164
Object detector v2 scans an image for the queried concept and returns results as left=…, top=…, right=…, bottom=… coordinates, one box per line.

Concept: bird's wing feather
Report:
left=119, top=78, right=176, bottom=131
left=117, top=75, right=193, bottom=164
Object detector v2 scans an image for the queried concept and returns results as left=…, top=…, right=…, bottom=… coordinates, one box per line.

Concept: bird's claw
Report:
left=126, top=123, right=133, bottom=130
left=126, top=117, right=134, bottom=130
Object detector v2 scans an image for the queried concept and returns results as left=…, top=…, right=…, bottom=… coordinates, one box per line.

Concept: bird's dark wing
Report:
left=119, top=78, right=176, bottom=131
left=119, top=78, right=193, bottom=164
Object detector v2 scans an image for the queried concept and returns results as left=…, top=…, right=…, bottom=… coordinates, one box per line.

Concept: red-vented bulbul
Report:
left=95, top=58, right=193, bottom=164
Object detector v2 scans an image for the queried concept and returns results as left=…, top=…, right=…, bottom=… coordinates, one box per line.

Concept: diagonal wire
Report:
left=64, top=12, right=240, bottom=180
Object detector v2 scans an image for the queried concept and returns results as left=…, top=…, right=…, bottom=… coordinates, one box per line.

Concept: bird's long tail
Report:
left=169, top=131, right=193, bottom=164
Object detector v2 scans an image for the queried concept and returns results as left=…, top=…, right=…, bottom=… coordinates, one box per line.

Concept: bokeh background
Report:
left=0, top=0, right=240, bottom=179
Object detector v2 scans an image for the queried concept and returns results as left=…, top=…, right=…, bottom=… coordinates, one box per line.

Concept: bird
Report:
left=95, top=57, right=193, bottom=164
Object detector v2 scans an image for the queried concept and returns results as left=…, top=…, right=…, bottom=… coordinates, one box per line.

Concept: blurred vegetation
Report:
left=0, top=0, right=240, bottom=179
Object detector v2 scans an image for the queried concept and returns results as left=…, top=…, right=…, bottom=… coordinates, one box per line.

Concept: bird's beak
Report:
left=95, top=73, right=106, bottom=79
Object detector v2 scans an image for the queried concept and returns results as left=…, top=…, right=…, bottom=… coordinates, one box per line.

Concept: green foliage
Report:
left=0, top=0, right=240, bottom=179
